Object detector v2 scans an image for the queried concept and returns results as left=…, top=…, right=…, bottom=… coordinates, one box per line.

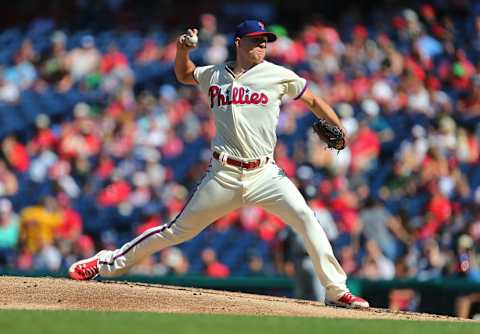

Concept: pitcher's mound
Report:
left=0, top=276, right=465, bottom=321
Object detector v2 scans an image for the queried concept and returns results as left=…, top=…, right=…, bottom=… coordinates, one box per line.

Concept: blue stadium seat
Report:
left=19, top=90, right=44, bottom=125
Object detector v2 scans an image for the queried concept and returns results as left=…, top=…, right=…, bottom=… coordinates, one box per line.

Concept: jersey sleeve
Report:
left=282, top=69, right=308, bottom=100
left=193, top=65, right=216, bottom=92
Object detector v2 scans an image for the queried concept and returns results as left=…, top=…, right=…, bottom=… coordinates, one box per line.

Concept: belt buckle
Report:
left=218, top=152, right=229, bottom=166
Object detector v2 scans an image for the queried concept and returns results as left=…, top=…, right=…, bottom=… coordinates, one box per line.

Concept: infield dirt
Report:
left=0, top=276, right=473, bottom=322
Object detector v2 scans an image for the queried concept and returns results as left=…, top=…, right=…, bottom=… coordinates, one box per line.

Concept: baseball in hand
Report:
left=184, top=34, right=198, bottom=46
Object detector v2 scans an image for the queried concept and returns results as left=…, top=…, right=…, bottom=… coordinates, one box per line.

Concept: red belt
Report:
left=213, top=151, right=269, bottom=170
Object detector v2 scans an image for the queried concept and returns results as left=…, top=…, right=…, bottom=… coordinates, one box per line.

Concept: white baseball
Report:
left=184, top=34, right=198, bottom=46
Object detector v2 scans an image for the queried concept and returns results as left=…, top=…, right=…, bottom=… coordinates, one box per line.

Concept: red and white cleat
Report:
left=326, top=292, right=370, bottom=309
left=68, top=255, right=100, bottom=281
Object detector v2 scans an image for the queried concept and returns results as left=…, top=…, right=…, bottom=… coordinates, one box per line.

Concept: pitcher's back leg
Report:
left=97, top=170, right=243, bottom=277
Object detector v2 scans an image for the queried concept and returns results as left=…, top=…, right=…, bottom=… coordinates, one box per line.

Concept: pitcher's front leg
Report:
left=248, top=163, right=348, bottom=300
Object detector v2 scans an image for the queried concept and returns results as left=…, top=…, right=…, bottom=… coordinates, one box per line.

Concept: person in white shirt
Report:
left=65, top=35, right=100, bottom=81
left=69, top=20, right=369, bottom=309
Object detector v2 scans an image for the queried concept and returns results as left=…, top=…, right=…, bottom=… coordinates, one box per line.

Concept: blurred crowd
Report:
left=0, top=4, right=479, bottom=290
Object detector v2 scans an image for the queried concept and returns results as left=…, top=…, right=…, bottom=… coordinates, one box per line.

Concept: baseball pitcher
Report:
left=69, top=20, right=369, bottom=309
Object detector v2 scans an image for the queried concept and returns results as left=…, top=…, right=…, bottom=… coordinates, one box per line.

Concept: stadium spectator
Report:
left=19, top=196, right=63, bottom=254
left=40, top=31, right=70, bottom=89
left=416, top=238, right=446, bottom=280
left=198, top=13, right=218, bottom=44
left=136, top=39, right=163, bottom=64
left=201, top=247, right=230, bottom=278
left=0, top=199, right=20, bottom=267
left=360, top=239, right=395, bottom=280
left=54, top=192, right=83, bottom=242
left=0, top=73, right=20, bottom=104
left=454, top=234, right=480, bottom=282
left=4, top=39, right=37, bottom=90
left=2, top=136, right=29, bottom=173
left=360, top=198, right=398, bottom=260
left=0, top=160, right=18, bottom=196
left=161, top=247, right=189, bottom=275
left=65, top=35, right=101, bottom=81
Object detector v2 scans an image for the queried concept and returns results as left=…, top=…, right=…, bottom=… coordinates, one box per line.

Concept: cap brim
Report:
left=243, top=32, right=277, bottom=42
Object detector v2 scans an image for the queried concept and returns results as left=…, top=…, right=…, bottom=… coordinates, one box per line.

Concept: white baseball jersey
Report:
left=193, top=61, right=307, bottom=159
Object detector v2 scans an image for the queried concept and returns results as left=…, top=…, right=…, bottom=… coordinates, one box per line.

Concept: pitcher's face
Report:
left=236, top=36, right=268, bottom=64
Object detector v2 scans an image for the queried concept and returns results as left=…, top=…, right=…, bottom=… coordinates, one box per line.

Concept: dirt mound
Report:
left=0, top=276, right=468, bottom=321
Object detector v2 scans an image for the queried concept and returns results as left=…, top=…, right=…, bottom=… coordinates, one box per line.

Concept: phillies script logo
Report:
left=208, top=85, right=269, bottom=108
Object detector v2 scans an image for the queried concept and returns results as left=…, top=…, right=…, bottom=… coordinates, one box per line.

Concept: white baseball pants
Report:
left=97, top=156, right=348, bottom=300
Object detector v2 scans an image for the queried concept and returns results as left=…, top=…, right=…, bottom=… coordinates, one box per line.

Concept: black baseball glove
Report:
left=312, top=119, right=346, bottom=150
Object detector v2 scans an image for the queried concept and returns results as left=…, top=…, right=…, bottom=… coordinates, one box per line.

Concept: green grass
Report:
left=0, top=310, right=478, bottom=334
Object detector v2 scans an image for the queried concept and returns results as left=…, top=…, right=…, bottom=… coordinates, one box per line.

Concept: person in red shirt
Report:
left=136, top=39, right=163, bottom=64
left=2, top=136, right=29, bottom=173
left=349, top=121, right=381, bottom=172
left=201, top=247, right=230, bottom=278
left=418, top=183, right=452, bottom=239
left=100, top=44, right=128, bottom=74
left=28, top=114, right=57, bottom=154
left=55, top=192, right=83, bottom=241
left=95, top=154, right=115, bottom=180
left=97, top=176, right=131, bottom=207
